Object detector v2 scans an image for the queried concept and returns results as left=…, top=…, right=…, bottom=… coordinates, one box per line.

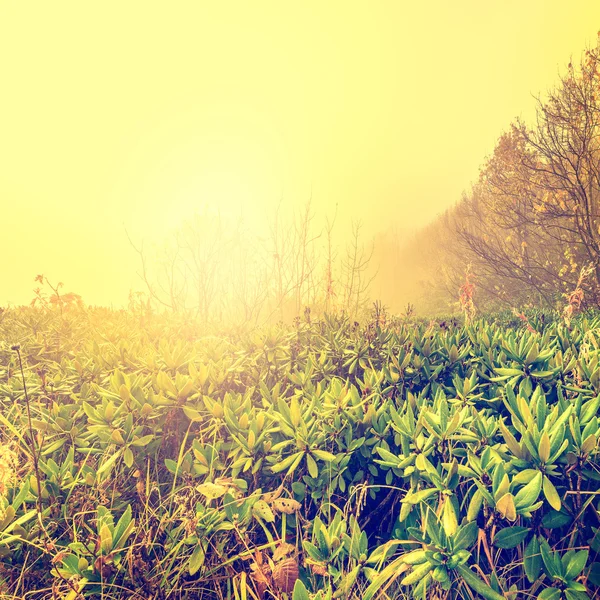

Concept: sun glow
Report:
left=113, top=103, right=294, bottom=240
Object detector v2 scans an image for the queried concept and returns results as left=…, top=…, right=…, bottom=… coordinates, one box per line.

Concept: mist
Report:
left=2, top=1, right=600, bottom=315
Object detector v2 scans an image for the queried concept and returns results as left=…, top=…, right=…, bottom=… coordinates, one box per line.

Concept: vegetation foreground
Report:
left=1, top=307, right=600, bottom=599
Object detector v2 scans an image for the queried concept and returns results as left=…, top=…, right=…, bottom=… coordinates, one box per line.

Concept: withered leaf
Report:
left=272, top=542, right=296, bottom=562
left=272, top=498, right=301, bottom=514
left=272, top=557, right=299, bottom=593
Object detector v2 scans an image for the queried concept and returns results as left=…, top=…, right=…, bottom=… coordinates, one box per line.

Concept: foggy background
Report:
left=2, top=1, right=600, bottom=315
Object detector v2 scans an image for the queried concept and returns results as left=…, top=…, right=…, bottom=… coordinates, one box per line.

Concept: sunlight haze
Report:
left=2, top=0, right=599, bottom=307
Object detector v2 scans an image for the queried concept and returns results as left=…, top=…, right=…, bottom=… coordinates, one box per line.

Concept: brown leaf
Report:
left=249, top=558, right=271, bottom=600
left=272, top=557, right=299, bottom=593
left=263, top=484, right=284, bottom=504
left=308, top=561, right=328, bottom=577
left=94, top=555, right=114, bottom=579
left=272, top=498, right=301, bottom=514
left=272, top=542, right=296, bottom=562
left=250, top=550, right=268, bottom=570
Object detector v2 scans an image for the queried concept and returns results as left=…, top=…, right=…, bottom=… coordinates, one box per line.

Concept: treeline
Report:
left=396, top=37, right=600, bottom=314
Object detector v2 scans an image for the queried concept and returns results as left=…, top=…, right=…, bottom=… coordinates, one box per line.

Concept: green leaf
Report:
left=564, top=589, right=590, bottom=600
left=123, top=447, right=134, bottom=468
left=538, top=588, right=562, bottom=600
left=493, top=526, right=530, bottom=549
left=164, top=459, right=178, bottom=474
left=565, top=550, right=588, bottom=581
left=467, top=489, right=484, bottom=522
left=539, top=431, right=551, bottom=463
left=131, top=435, right=154, bottom=447
left=303, top=541, right=324, bottom=562
left=498, top=418, right=522, bottom=458
left=97, top=449, right=122, bottom=476
left=366, top=541, right=403, bottom=565
left=292, top=579, right=311, bottom=600
left=403, top=488, right=438, bottom=505
left=531, top=370, right=556, bottom=379
left=196, top=482, right=227, bottom=501
left=10, top=480, right=30, bottom=512
left=401, top=561, right=432, bottom=586
left=580, top=395, right=600, bottom=424
left=188, top=543, right=205, bottom=575
left=494, top=367, right=524, bottom=377
left=588, top=561, right=600, bottom=587
left=182, top=406, right=203, bottom=421
left=543, top=476, right=561, bottom=511
left=0, top=506, right=15, bottom=532
left=157, top=371, right=178, bottom=396
left=442, top=498, right=458, bottom=537
left=99, top=524, right=113, bottom=554
left=542, top=510, right=572, bottom=529
left=453, top=522, right=478, bottom=551
left=312, top=449, right=337, bottom=462
left=540, top=539, right=560, bottom=579
left=306, top=454, right=319, bottom=478
left=524, top=536, right=542, bottom=583
left=112, top=505, right=133, bottom=549
left=514, top=471, right=542, bottom=509
left=454, top=565, right=505, bottom=600
left=253, top=500, right=275, bottom=523
left=271, top=452, right=303, bottom=474
left=376, top=447, right=402, bottom=464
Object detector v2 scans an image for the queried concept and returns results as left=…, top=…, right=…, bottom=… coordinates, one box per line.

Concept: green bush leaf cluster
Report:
left=0, top=306, right=599, bottom=598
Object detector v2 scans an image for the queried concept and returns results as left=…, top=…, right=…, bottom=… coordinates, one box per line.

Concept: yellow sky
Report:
left=1, top=1, right=600, bottom=306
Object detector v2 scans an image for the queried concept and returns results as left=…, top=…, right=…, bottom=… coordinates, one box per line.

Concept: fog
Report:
left=1, top=1, right=599, bottom=313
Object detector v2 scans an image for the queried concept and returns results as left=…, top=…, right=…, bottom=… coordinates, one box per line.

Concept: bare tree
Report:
left=341, top=221, right=376, bottom=316
left=129, top=201, right=379, bottom=324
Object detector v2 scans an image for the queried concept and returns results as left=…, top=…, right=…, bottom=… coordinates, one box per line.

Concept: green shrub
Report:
left=0, top=306, right=599, bottom=598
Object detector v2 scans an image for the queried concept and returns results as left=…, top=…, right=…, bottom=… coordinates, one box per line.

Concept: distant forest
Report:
left=380, top=37, right=600, bottom=314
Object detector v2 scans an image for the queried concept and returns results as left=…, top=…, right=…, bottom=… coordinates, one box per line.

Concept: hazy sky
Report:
left=2, top=1, right=600, bottom=306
